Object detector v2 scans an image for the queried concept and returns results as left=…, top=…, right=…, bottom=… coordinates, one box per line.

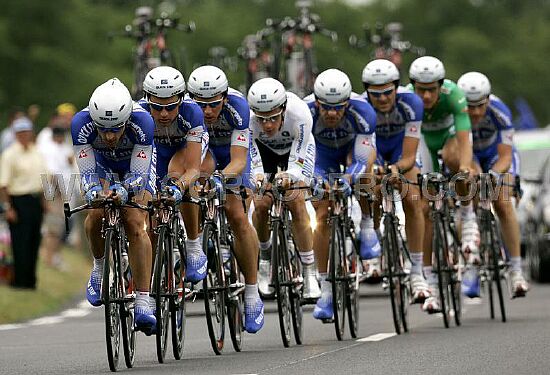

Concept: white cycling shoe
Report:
left=410, top=273, right=431, bottom=304
left=258, top=259, right=274, bottom=297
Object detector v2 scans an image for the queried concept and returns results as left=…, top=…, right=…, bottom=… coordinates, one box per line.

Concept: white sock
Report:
left=511, top=256, right=522, bottom=273
left=245, top=284, right=259, bottom=302
left=136, top=291, right=150, bottom=309
left=361, top=215, right=374, bottom=229
left=410, top=252, right=423, bottom=275
left=461, top=202, right=474, bottom=220
left=298, top=250, right=315, bottom=265
left=93, top=256, right=104, bottom=274
left=259, top=239, right=272, bottom=260
left=186, top=236, right=203, bottom=257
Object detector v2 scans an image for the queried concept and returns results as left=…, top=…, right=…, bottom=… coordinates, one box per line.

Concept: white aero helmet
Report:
left=409, top=56, right=446, bottom=83
left=457, top=71, right=491, bottom=103
left=247, top=78, right=287, bottom=112
left=143, top=66, right=186, bottom=98
left=187, top=65, right=228, bottom=99
left=314, top=68, right=352, bottom=104
left=362, top=59, right=400, bottom=86
left=88, top=78, right=133, bottom=128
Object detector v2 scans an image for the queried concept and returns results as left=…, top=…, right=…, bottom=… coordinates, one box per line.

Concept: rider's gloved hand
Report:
left=211, top=172, right=224, bottom=196
left=109, top=183, right=129, bottom=205
left=310, top=177, right=325, bottom=199
left=84, top=185, right=103, bottom=205
left=164, top=183, right=183, bottom=204
left=336, top=178, right=352, bottom=198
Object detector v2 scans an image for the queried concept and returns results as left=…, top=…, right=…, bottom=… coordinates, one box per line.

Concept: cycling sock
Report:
left=244, top=284, right=260, bottom=303
left=93, top=256, right=104, bottom=275
left=136, top=291, right=150, bottom=310
left=410, top=251, right=423, bottom=275
left=298, top=250, right=315, bottom=265
left=460, top=202, right=475, bottom=220
left=259, top=239, right=272, bottom=260
left=319, top=273, right=331, bottom=297
left=186, top=237, right=202, bottom=257
left=511, top=256, right=522, bottom=273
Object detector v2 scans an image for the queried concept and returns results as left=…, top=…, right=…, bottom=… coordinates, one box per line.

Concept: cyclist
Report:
left=457, top=71, right=529, bottom=298
left=186, top=65, right=263, bottom=333
left=139, top=66, right=209, bottom=283
left=304, top=69, right=379, bottom=320
left=407, top=56, right=477, bottom=313
left=361, top=59, right=430, bottom=303
left=247, top=78, right=321, bottom=301
left=71, top=78, right=157, bottom=334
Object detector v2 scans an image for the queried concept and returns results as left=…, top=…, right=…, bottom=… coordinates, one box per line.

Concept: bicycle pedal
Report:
left=300, top=297, right=319, bottom=305
left=321, top=318, right=334, bottom=324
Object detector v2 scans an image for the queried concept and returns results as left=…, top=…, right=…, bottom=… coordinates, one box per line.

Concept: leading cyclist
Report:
left=71, top=78, right=157, bottom=334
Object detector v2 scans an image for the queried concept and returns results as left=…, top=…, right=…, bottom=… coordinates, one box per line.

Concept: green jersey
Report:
left=407, top=79, right=472, bottom=171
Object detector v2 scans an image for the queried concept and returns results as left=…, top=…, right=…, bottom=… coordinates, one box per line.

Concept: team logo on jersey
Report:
left=330, top=88, right=336, bottom=93
left=78, top=149, right=88, bottom=158
left=362, top=138, right=370, bottom=146
left=105, top=111, right=112, bottom=116
left=410, top=125, right=418, bottom=133
left=236, top=132, right=247, bottom=142
left=261, top=94, right=267, bottom=99
left=161, top=79, right=168, bottom=84
left=296, top=158, right=305, bottom=167
left=136, top=150, right=147, bottom=159
left=204, top=81, right=210, bottom=87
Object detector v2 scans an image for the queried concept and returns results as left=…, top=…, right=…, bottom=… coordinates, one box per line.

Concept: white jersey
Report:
left=249, top=92, right=315, bottom=182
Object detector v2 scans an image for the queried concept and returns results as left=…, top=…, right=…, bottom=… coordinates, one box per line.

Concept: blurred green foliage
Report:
left=1, top=0, right=549, bottom=126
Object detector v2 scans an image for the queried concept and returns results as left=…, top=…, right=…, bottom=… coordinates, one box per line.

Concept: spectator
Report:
left=36, top=102, right=77, bottom=148
left=0, top=107, right=25, bottom=154
left=39, top=126, right=74, bottom=269
left=27, top=104, right=41, bottom=124
left=0, top=117, right=47, bottom=289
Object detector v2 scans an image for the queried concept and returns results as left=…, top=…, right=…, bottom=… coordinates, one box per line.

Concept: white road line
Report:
left=0, top=324, right=24, bottom=331
left=0, top=300, right=91, bottom=330
left=28, top=316, right=64, bottom=326
left=356, top=332, right=396, bottom=342
left=61, top=308, right=91, bottom=318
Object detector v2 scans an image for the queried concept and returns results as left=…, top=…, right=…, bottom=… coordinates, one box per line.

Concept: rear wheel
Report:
left=121, top=234, right=136, bottom=368
left=330, top=219, right=346, bottom=341
left=385, top=219, right=403, bottom=335
left=447, top=224, right=462, bottom=327
left=490, top=224, right=507, bottom=323
left=103, top=230, right=121, bottom=372
left=203, top=223, right=226, bottom=355
left=288, top=238, right=303, bottom=345
left=171, top=219, right=186, bottom=360
left=272, top=221, right=292, bottom=348
left=228, top=244, right=244, bottom=352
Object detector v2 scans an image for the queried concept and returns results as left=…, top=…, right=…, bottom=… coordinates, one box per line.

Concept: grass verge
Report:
left=0, top=247, right=90, bottom=324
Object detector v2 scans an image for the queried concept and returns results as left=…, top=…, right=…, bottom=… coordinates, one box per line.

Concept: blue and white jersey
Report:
left=304, top=93, right=377, bottom=178
left=71, top=103, right=156, bottom=193
left=138, top=98, right=207, bottom=180
left=361, top=88, right=423, bottom=164
left=471, top=94, right=514, bottom=160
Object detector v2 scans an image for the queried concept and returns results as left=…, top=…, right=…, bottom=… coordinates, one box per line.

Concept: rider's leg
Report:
left=286, top=184, right=320, bottom=299
left=312, top=198, right=333, bottom=319
left=84, top=209, right=106, bottom=306
left=252, top=191, right=274, bottom=296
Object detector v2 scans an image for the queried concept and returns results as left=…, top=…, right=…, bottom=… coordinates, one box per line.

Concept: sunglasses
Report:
left=148, top=99, right=181, bottom=112
left=367, top=87, right=395, bottom=98
left=318, top=100, right=347, bottom=111
left=95, top=122, right=126, bottom=133
left=255, top=109, right=283, bottom=123
left=467, top=98, right=489, bottom=107
left=194, top=98, right=224, bottom=109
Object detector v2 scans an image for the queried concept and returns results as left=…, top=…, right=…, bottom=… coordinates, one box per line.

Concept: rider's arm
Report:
left=286, top=109, right=315, bottom=183
left=451, top=85, right=473, bottom=171
left=248, top=120, right=265, bottom=180
left=345, top=100, right=377, bottom=181
left=221, top=95, right=251, bottom=177
left=490, top=98, right=514, bottom=174
left=395, top=93, right=423, bottom=173
left=71, top=113, right=100, bottom=192
left=124, top=112, right=155, bottom=193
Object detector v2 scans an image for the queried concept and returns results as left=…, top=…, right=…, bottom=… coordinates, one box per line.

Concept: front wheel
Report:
left=171, top=220, right=186, bottom=360
left=103, top=230, right=121, bottom=372
left=272, top=221, right=292, bottom=348
left=330, top=219, right=346, bottom=341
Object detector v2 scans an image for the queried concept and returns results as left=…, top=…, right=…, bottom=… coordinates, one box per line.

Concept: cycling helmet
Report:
left=314, top=69, right=352, bottom=104
left=187, top=65, right=228, bottom=99
left=143, top=66, right=186, bottom=98
left=362, top=59, right=400, bottom=86
left=409, top=56, right=445, bottom=83
left=457, top=72, right=491, bottom=103
left=247, top=78, right=287, bottom=112
left=88, top=78, right=133, bottom=128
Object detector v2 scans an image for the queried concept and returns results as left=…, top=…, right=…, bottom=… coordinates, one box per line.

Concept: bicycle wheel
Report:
left=272, top=221, right=292, bottom=347
left=227, top=244, right=244, bottom=352
left=154, top=226, right=170, bottom=363
left=288, top=238, right=303, bottom=345
left=346, top=229, right=360, bottom=338
left=330, top=218, right=346, bottom=341
left=433, top=216, right=450, bottom=328
left=102, top=230, right=121, bottom=372
left=447, top=223, right=462, bottom=327
left=203, top=223, right=226, bottom=355
left=120, top=235, right=136, bottom=368
left=384, top=218, right=403, bottom=335
left=171, top=218, right=186, bottom=360
left=490, top=223, right=506, bottom=323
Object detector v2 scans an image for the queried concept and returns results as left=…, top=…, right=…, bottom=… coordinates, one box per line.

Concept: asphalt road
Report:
left=1, top=282, right=549, bottom=375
